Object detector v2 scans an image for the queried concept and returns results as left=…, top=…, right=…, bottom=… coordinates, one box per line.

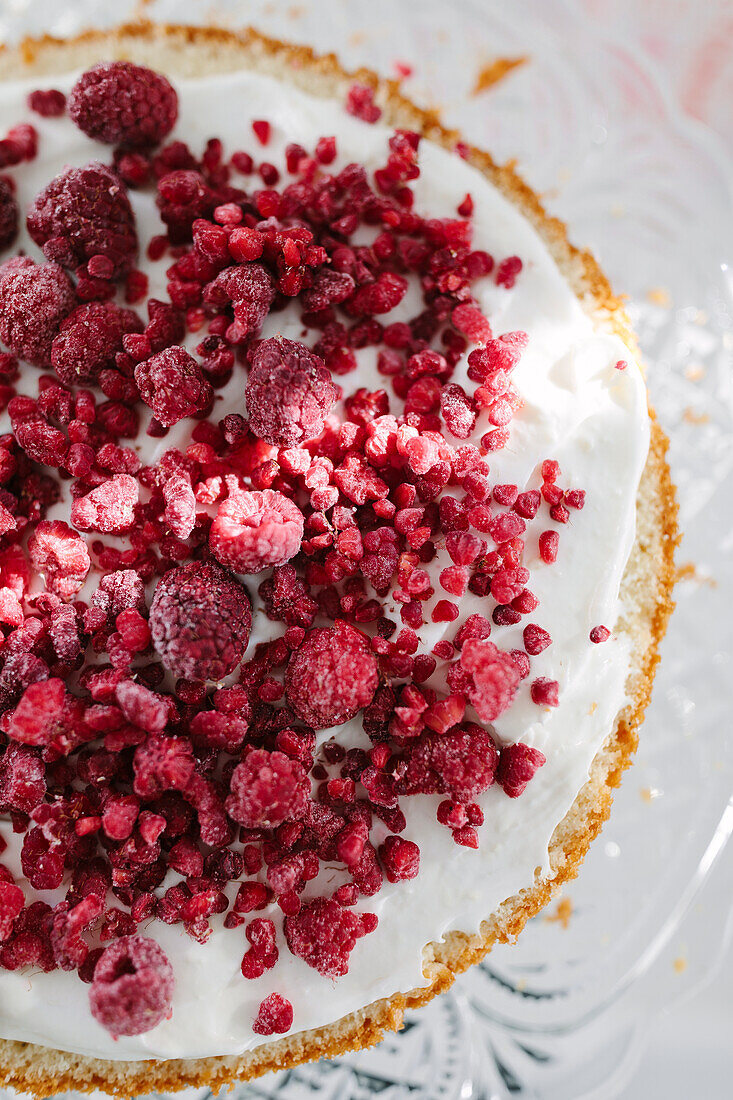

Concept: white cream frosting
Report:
left=0, top=69, right=649, bottom=1060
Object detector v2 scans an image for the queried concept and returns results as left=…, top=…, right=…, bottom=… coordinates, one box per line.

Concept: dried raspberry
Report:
left=0, top=743, right=45, bottom=813
left=538, top=530, right=559, bottom=564
left=450, top=639, right=520, bottom=723
left=285, top=897, right=376, bottom=977
left=89, top=935, right=174, bottom=1037
left=90, top=569, right=146, bottom=626
left=157, top=171, right=214, bottom=244
left=69, top=62, right=178, bottom=147
left=0, top=179, right=19, bottom=250
left=349, top=272, right=408, bottom=316
left=116, top=680, right=168, bottom=734
left=379, top=835, right=420, bottom=882
left=209, top=489, right=304, bottom=574
left=204, top=263, right=275, bottom=338
left=530, top=677, right=559, bottom=707
left=51, top=894, right=104, bottom=970
left=590, top=625, right=610, bottom=643
left=440, top=383, right=476, bottom=438
left=28, top=88, right=66, bottom=116
left=133, top=734, right=195, bottom=799
left=27, top=520, right=90, bottom=600
left=345, top=83, right=382, bottom=123
left=71, top=474, right=139, bottom=534
left=0, top=256, right=76, bottom=367
left=0, top=880, right=24, bottom=941
left=400, top=725, right=498, bottom=802
left=6, top=679, right=65, bottom=746
left=52, top=302, right=142, bottom=386
left=285, top=621, right=378, bottom=730
left=226, top=749, right=309, bottom=829
left=523, top=624, right=552, bottom=655
left=252, top=992, right=293, bottom=1035
left=135, top=346, right=212, bottom=428
left=149, top=560, right=252, bottom=681
left=163, top=473, right=196, bottom=538
left=246, top=336, right=337, bottom=448
left=27, top=163, right=138, bottom=277
left=496, top=742, right=546, bottom=797
left=259, top=565, right=317, bottom=629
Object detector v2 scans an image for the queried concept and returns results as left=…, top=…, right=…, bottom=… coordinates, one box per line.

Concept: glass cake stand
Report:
left=1, top=1, right=732, bottom=1097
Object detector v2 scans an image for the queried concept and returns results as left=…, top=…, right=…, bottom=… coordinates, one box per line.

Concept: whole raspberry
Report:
left=68, top=62, right=178, bottom=148
left=0, top=179, right=19, bottom=250
left=157, top=171, right=214, bottom=244
left=246, top=336, right=338, bottom=447
left=284, top=897, right=376, bottom=978
left=149, top=560, right=252, bottom=681
left=0, top=256, right=76, bottom=367
left=26, top=163, right=138, bottom=277
left=135, top=346, right=212, bottom=427
left=0, top=743, right=46, bottom=813
left=28, top=519, right=91, bottom=600
left=496, top=742, right=546, bottom=797
left=285, top=621, right=378, bottom=730
left=52, top=302, right=143, bottom=386
left=71, top=474, right=139, bottom=534
left=252, top=993, right=293, bottom=1036
left=448, top=639, right=520, bottom=723
left=209, top=489, right=304, bottom=574
left=399, top=725, right=499, bottom=802
left=225, top=749, right=309, bottom=829
left=203, top=263, right=275, bottom=338
left=89, top=935, right=174, bottom=1037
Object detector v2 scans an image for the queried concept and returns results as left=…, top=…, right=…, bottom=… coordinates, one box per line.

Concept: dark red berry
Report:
left=246, top=336, right=338, bottom=447
left=0, top=179, right=19, bottom=250
left=52, top=301, right=143, bottom=385
left=0, top=256, right=76, bottom=366
left=135, top=346, right=212, bottom=427
left=89, top=935, right=174, bottom=1037
left=285, top=621, right=378, bottom=730
left=69, top=62, right=178, bottom=147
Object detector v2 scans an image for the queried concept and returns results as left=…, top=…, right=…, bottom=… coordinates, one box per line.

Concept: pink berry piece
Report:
left=52, top=301, right=143, bottom=386
left=7, top=678, right=65, bottom=746
left=89, top=935, right=174, bottom=1038
left=590, top=625, right=610, bottom=643
left=246, top=336, right=338, bottom=447
left=203, top=263, right=275, bottom=338
left=530, top=677, right=560, bottom=707
left=496, top=742, right=546, bottom=797
left=135, top=346, right=212, bottom=427
left=0, top=743, right=46, bottom=813
left=149, top=560, right=252, bottom=681
left=0, top=880, right=24, bottom=941
left=68, top=62, right=178, bottom=147
left=0, top=256, right=76, bottom=367
left=0, top=179, right=19, bottom=250
left=28, top=88, right=66, bottom=117
left=450, top=639, right=520, bottom=723
left=346, top=83, right=382, bottom=123
left=26, top=163, right=138, bottom=278
left=379, top=835, right=420, bottom=882
left=285, top=897, right=377, bottom=977
left=71, top=474, right=139, bottom=534
left=285, top=621, right=378, bottom=730
left=252, top=993, right=293, bottom=1036
left=225, top=748, right=309, bottom=829
left=209, top=489, right=304, bottom=574
left=28, top=520, right=91, bottom=600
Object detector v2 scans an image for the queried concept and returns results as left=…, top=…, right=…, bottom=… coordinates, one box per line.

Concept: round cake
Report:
left=0, top=22, right=677, bottom=1096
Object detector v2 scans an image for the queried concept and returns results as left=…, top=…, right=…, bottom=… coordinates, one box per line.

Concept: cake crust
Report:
left=0, top=21, right=678, bottom=1096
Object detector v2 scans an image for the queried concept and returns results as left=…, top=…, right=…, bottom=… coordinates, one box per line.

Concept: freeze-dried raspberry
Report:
left=52, top=301, right=143, bottom=386
left=51, top=894, right=104, bottom=970
left=285, top=621, right=378, bottom=730
left=590, top=625, right=610, bottom=644
left=450, top=639, right=520, bottom=723
left=440, top=383, right=476, bottom=439
left=28, top=88, right=66, bottom=117
left=0, top=880, right=24, bottom=941
left=28, top=520, right=91, bottom=600
left=71, top=474, right=139, bottom=534
left=0, top=179, right=18, bottom=250
left=523, top=624, right=552, bottom=655
left=349, top=272, right=408, bottom=315
left=116, top=680, right=168, bottom=734
left=252, top=992, right=293, bottom=1036
left=258, top=564, right=317, bottom=628
left=284, top=897, right=376, bottom=977
left=209, top=489, right=304, bottom=575
left=345, top=83, right=382, bottom=123
left=204, top=263, right=275, bottom=338
left=246, top=336, right=337, bottom=447
left=133, top=734, right=196, bottom=799
left=225, top=749, right=309, bottom=829
left=530, top=677, right=559, bottom=707
left=89, top=935, right=174, bottom=1037
left=0, top=743, right=45, bottom=813
left=0, top=256, right=76, bottom=367
left=157, top=170, right=215, bottom=244
left=400, top=725, right=498, bottom=802
left=27, top=163, right=138, bottom=277
left=90, top=569, right=146, bottom=626
left=149, top=560, right=252, bottom=681
left=6, top=678, right=65, bottom=746
left=69, top=62, right=178, bottom=147
left=163, top=474, right=196, bottom=538
left=379, top=835, right=420, bottom=882
left=496, top=742, right=546, bottom=797
left=135, top=346, right=212, bottom=428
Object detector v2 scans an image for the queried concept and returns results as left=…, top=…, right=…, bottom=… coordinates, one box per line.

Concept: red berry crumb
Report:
left=496, top=742, right=546, bottom=797
left=71, top=474, right=139, bottom=534
left=246, top=336, right=338, bottom=447
left=450, top=639, right=520, bottom=723
left=89, top=935, right=174, bottom=1037
left=590, top=625, right=610, bottom=643
left=285, top=621, right=378, bottom=730
left=68, top=62, right=178, bottom=147
left=530, top=677, right=560, bottom=707
left=253, top=992, right=293, bottom=1035
left=379, top=835, right=420, bottom=882
left=0, top=179, right=19, bottom=250
left=28, top=88, right=66, bottom=117
left=209, top=489, right=304, bottom=574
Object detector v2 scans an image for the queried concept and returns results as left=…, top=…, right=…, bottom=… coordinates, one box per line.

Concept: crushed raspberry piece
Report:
left=496, top=256, right=523, bottom=288
left=0, top=743, right=45, bottom=813
left=135, top=346, right=212, bottom=427
left=0, top=880, right=24, bottom=941
left=346, top=83, right=382, bottom=123
left=209, top=489, right=304, bottom=574
left=253, top=992, right=293, bottom=1036
left=349, top=272, right=408, bottom=315
left=530, top=677, right=560, bottom=707
left=259, top=565, right=317, bottom=629
left=590, top=625, right=610, bottom=643
left=157, top=170, right=214, bottom=244
left=52, top=301, right=142, bottom=386
left=89, top=935, right=174, bottom=1037
left=149, top=560, right=252, bottom=681
left=51, top=894, right=104, bottom=970
left=204, top=263, right=275, bottom=338
left=0, top=179, right=19, bottom=250
left=379, top=836, right=420, bottom=882
left=226, top=749, right=309, bottom=829
left=71, top=474, right=139, bottom=534
left=28, top=88, right=66, bottom=116
left=0, top=256, right=76, bottom=367
left=285, top=897, right=376, bottom=977
left=440, top=383, right=477, bottom=439
left=450, top=639, right=520, bottom=723
left=69, top=62, right=178, bottom=147
left=496, top=743, right=546, bottom=797
left=400, top=724, right=498, bottom=802
left=28, top=520, right=91, bottom=600
left=27, top=163, right=138, bottom=277
left=538, top=530, right=559, bottom=564
left=115, top=680, right=167, bottom=734
left=246, top=336, right=337, bottom=447
left=523, top=624, right=552, bottom=655
left=285, top=621, right=378, bottom=730
left=163, top=473, right=196, bottom=538
left=6, top=678, right=65, bottom=746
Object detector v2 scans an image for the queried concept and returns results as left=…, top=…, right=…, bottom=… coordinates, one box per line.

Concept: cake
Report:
left=0, top=22, right=677, bottom=1097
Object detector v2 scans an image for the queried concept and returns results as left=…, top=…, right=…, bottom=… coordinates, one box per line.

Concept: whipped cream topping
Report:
left=0, top=68, right=649, bottom=1060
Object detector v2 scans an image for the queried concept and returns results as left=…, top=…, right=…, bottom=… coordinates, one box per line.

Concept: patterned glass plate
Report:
left=1, top=1, right=732, bottom=1097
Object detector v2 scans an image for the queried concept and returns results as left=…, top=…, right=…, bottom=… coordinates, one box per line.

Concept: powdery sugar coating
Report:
left=246, top=336, right=338, bottom=447
left=209, top=490, right=304, bottom=574
left=68, top=62, right=178, bottom=148
left=89, top=935, right=174, bottom=1037
left=285, top=622, right=379, bottom=730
